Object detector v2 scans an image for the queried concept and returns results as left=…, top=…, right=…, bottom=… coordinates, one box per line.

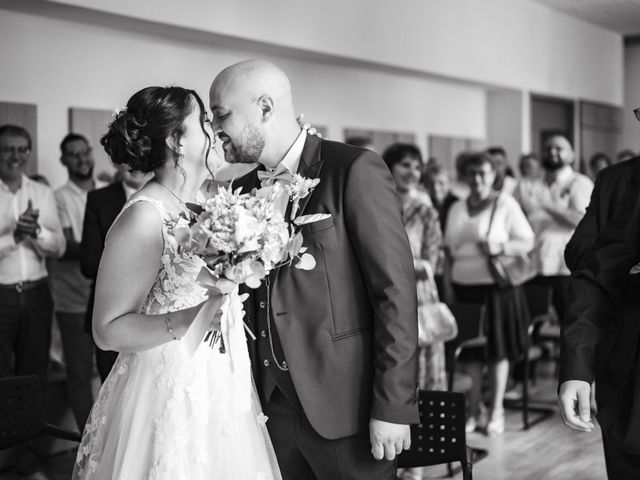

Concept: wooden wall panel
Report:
left=0, top=101, right=38, bottom=176
left=69, top=108, right=115, bottom=181
left=343, top=128, right=415, bottom=155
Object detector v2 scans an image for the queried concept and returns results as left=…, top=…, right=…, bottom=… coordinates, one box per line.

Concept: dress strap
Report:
left=122, top=195, right=169, bottom=217
left=105, top=195, right=169, bottom=244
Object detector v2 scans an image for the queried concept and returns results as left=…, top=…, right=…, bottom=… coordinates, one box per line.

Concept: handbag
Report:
left=417, top=261, right=458, bottom=345
left=485, top=194, right=536, bottom=288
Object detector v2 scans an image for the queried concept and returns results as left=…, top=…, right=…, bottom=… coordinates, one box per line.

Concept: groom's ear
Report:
left=257, top=95, right=274, bottom=121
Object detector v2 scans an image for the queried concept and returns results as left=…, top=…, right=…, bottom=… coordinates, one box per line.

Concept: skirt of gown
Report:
left=72, top=338, right=281, bottom=480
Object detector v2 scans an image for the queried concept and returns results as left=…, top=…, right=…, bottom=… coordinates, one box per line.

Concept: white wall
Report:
left=487, top=90, right=530, bottom=166
left=0, top=7, right=487, bottom=188
left=48, top=0, right=624, bottom=104
left=623, top=43, right=640, bottom=153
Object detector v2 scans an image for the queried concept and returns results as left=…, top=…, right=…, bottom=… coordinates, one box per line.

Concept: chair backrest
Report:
left=524, top=284, right=553, bottom=321
left=398, top=390, right=468, bottom=469
left=0, top=375, right=45, bottom=450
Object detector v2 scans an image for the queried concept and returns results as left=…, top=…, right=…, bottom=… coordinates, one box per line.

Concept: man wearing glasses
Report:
left=560, top=108, right=640, bottom=478
left=49, top=133, right=104, bottom=434
left=0, top=124, right=65, bottom=480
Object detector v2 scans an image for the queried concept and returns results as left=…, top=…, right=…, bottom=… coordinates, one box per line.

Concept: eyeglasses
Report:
left=0, top=146, right=30, bottom=156
left=634, top=107, right=640, bottom=122
left=64, top=147, right=93, bottom=159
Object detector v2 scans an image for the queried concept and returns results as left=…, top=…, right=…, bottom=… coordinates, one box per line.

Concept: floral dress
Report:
left=73, top=196, right=281, bottom=480
left=402, top=190, right=447, bottom=391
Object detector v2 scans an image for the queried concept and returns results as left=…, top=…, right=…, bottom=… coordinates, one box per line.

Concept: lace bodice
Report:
left=127, top=196, right=209, bottom=314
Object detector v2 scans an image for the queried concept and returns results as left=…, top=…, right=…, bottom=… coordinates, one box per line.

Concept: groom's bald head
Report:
left=209, top=60, right=302, bottom=167
left=210, top=60, right=296, bottom=120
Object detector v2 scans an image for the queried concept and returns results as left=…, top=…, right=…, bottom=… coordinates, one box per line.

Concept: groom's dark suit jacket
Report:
left=235, top=134, right=420, bottom=440
left=562, top=156, right=640, bottom=452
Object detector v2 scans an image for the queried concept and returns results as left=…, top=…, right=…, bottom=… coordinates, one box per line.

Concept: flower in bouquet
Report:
left=173, top=183, right=314, bottom=290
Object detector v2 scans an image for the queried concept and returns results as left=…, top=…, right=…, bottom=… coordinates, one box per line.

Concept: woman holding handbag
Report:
left=383, top=144, right=456, bottom=480
left=444, top=151, right=534, bottom=436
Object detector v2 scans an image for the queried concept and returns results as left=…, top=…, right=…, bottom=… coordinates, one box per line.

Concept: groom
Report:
left=210, top=60, right=419, bottom=479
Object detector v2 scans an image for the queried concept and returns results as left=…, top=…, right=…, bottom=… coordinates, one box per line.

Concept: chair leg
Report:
left=447, top=462, right=454, bottom=477
left=522, top=355, right=530, bottom=429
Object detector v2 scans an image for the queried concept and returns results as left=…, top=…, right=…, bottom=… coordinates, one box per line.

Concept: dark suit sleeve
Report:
left=564, top=172, right=602, bottom=273
left=80, top=192, right=103, bottom=279
left=561, top=171, right=640, bottom=384
left=343, top=152, right=419, bottom=425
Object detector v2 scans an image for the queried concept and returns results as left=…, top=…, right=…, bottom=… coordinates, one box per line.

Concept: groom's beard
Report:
left=221, top=124, right=265, bottom=164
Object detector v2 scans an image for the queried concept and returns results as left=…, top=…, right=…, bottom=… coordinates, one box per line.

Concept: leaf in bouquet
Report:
left=184, top=202, right=203, bottom=216
left=173, top=226, right=192, bottom=248
left=289, top=231, right=304, bottom=257
left=300, top=247, right=308, bottom=253
left=294, top=213, right=332, bottom=226
left=295, top=253, right=316, bottom=270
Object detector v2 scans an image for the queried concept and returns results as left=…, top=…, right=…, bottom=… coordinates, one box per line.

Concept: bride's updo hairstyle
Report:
left=101, top=86, right=211, bottom=173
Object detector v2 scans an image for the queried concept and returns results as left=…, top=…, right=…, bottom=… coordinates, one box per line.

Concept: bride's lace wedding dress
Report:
left=73, top=196, right=281, bottom=480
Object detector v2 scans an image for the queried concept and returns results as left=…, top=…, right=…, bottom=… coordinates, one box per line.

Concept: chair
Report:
left=443, top=304, right=488, bottom=475
left=398, top=390, right=472, bottom=480
left=445, top=303, right=487, bottom=393
left=504, top=285, right=556, bottom=429
left=0, top=375, right=82, bottom=450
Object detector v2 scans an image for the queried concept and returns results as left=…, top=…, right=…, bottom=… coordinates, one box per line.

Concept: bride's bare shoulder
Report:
left=108, top=198, right=164, bottom=246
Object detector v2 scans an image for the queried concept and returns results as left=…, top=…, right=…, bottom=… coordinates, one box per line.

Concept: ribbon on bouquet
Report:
left=181, top=267, right=253, bottom=413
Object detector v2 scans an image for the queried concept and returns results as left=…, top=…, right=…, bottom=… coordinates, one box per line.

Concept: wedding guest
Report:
left=487, top=146, right=517, bottom=195
left=616, top=148, right=636, bottom=164
left=0, top=124, right=65, bottom=480
left=80, top=162, right=151, bottom=381
left=513, top=153, right=546, bottom=216
left=49, top=133, right=103, bottom=429
left=588, top=152, right=612, bottom=180
left=383, top=143, right=445, bottom=389
left=444, top=151, right=534, bottom=435
left=383, top=143, right=444, bottom=480
left=212, top=60, right=418, bottom=480
left=423, top=161, right=458, bottom=302
left=424, top=161, right=458, bottom=234
left=527, top=135, right=593, bottom=323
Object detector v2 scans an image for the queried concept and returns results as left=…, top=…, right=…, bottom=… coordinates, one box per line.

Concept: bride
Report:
left=73, top=86, right=281, bottom=480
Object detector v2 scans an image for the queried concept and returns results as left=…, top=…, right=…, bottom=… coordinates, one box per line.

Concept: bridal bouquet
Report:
left=174, top=180, right=317, bottom=289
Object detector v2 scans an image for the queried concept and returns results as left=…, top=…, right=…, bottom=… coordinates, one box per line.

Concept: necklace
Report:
left=154, top=179, right=188, bottom=213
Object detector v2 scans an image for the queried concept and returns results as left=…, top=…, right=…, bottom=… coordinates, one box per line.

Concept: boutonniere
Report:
left=284, top=174, right=320, bottom=219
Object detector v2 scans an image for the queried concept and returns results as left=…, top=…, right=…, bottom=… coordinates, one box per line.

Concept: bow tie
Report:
left=257, top=164, right=294, bottom=186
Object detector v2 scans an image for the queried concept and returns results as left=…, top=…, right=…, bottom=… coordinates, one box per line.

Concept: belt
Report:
left=0, top=278, right=47, bottom=293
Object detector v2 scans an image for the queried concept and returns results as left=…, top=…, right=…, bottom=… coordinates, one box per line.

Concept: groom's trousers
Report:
left=263, top=387, right=397, bottom=480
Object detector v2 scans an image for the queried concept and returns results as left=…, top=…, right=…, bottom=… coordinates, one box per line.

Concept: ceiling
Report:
left=530, top=0, right=640, bottom=36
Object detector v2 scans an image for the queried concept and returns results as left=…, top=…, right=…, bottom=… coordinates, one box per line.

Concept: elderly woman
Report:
left=384, top=143, right=445, bottom=480
left=444, top=151, right=534, bottom=436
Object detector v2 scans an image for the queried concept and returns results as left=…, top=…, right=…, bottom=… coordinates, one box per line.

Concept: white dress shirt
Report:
left=50, top=179, right=105, bottom=312
left=262, top=129, right=306, bottom=214
left=0, top=175, right=65, bottom=284
left=527, top=166, right=593, bottom=276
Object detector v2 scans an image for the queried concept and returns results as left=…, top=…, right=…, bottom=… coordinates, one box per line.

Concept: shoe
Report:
left=19, top=471, right=50, bottom=480
left=465, top=416, right=477, bottom=433
left=504, top=383, right=523, bottom=401
left=486, top=409, right=505, bottom=436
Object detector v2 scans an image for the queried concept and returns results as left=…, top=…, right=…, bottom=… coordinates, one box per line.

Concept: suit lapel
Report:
left=294, top=135, right=323, bottom=219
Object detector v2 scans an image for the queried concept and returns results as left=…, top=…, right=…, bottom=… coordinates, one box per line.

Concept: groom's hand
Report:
left=369, top=418, right=411, bottom=461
